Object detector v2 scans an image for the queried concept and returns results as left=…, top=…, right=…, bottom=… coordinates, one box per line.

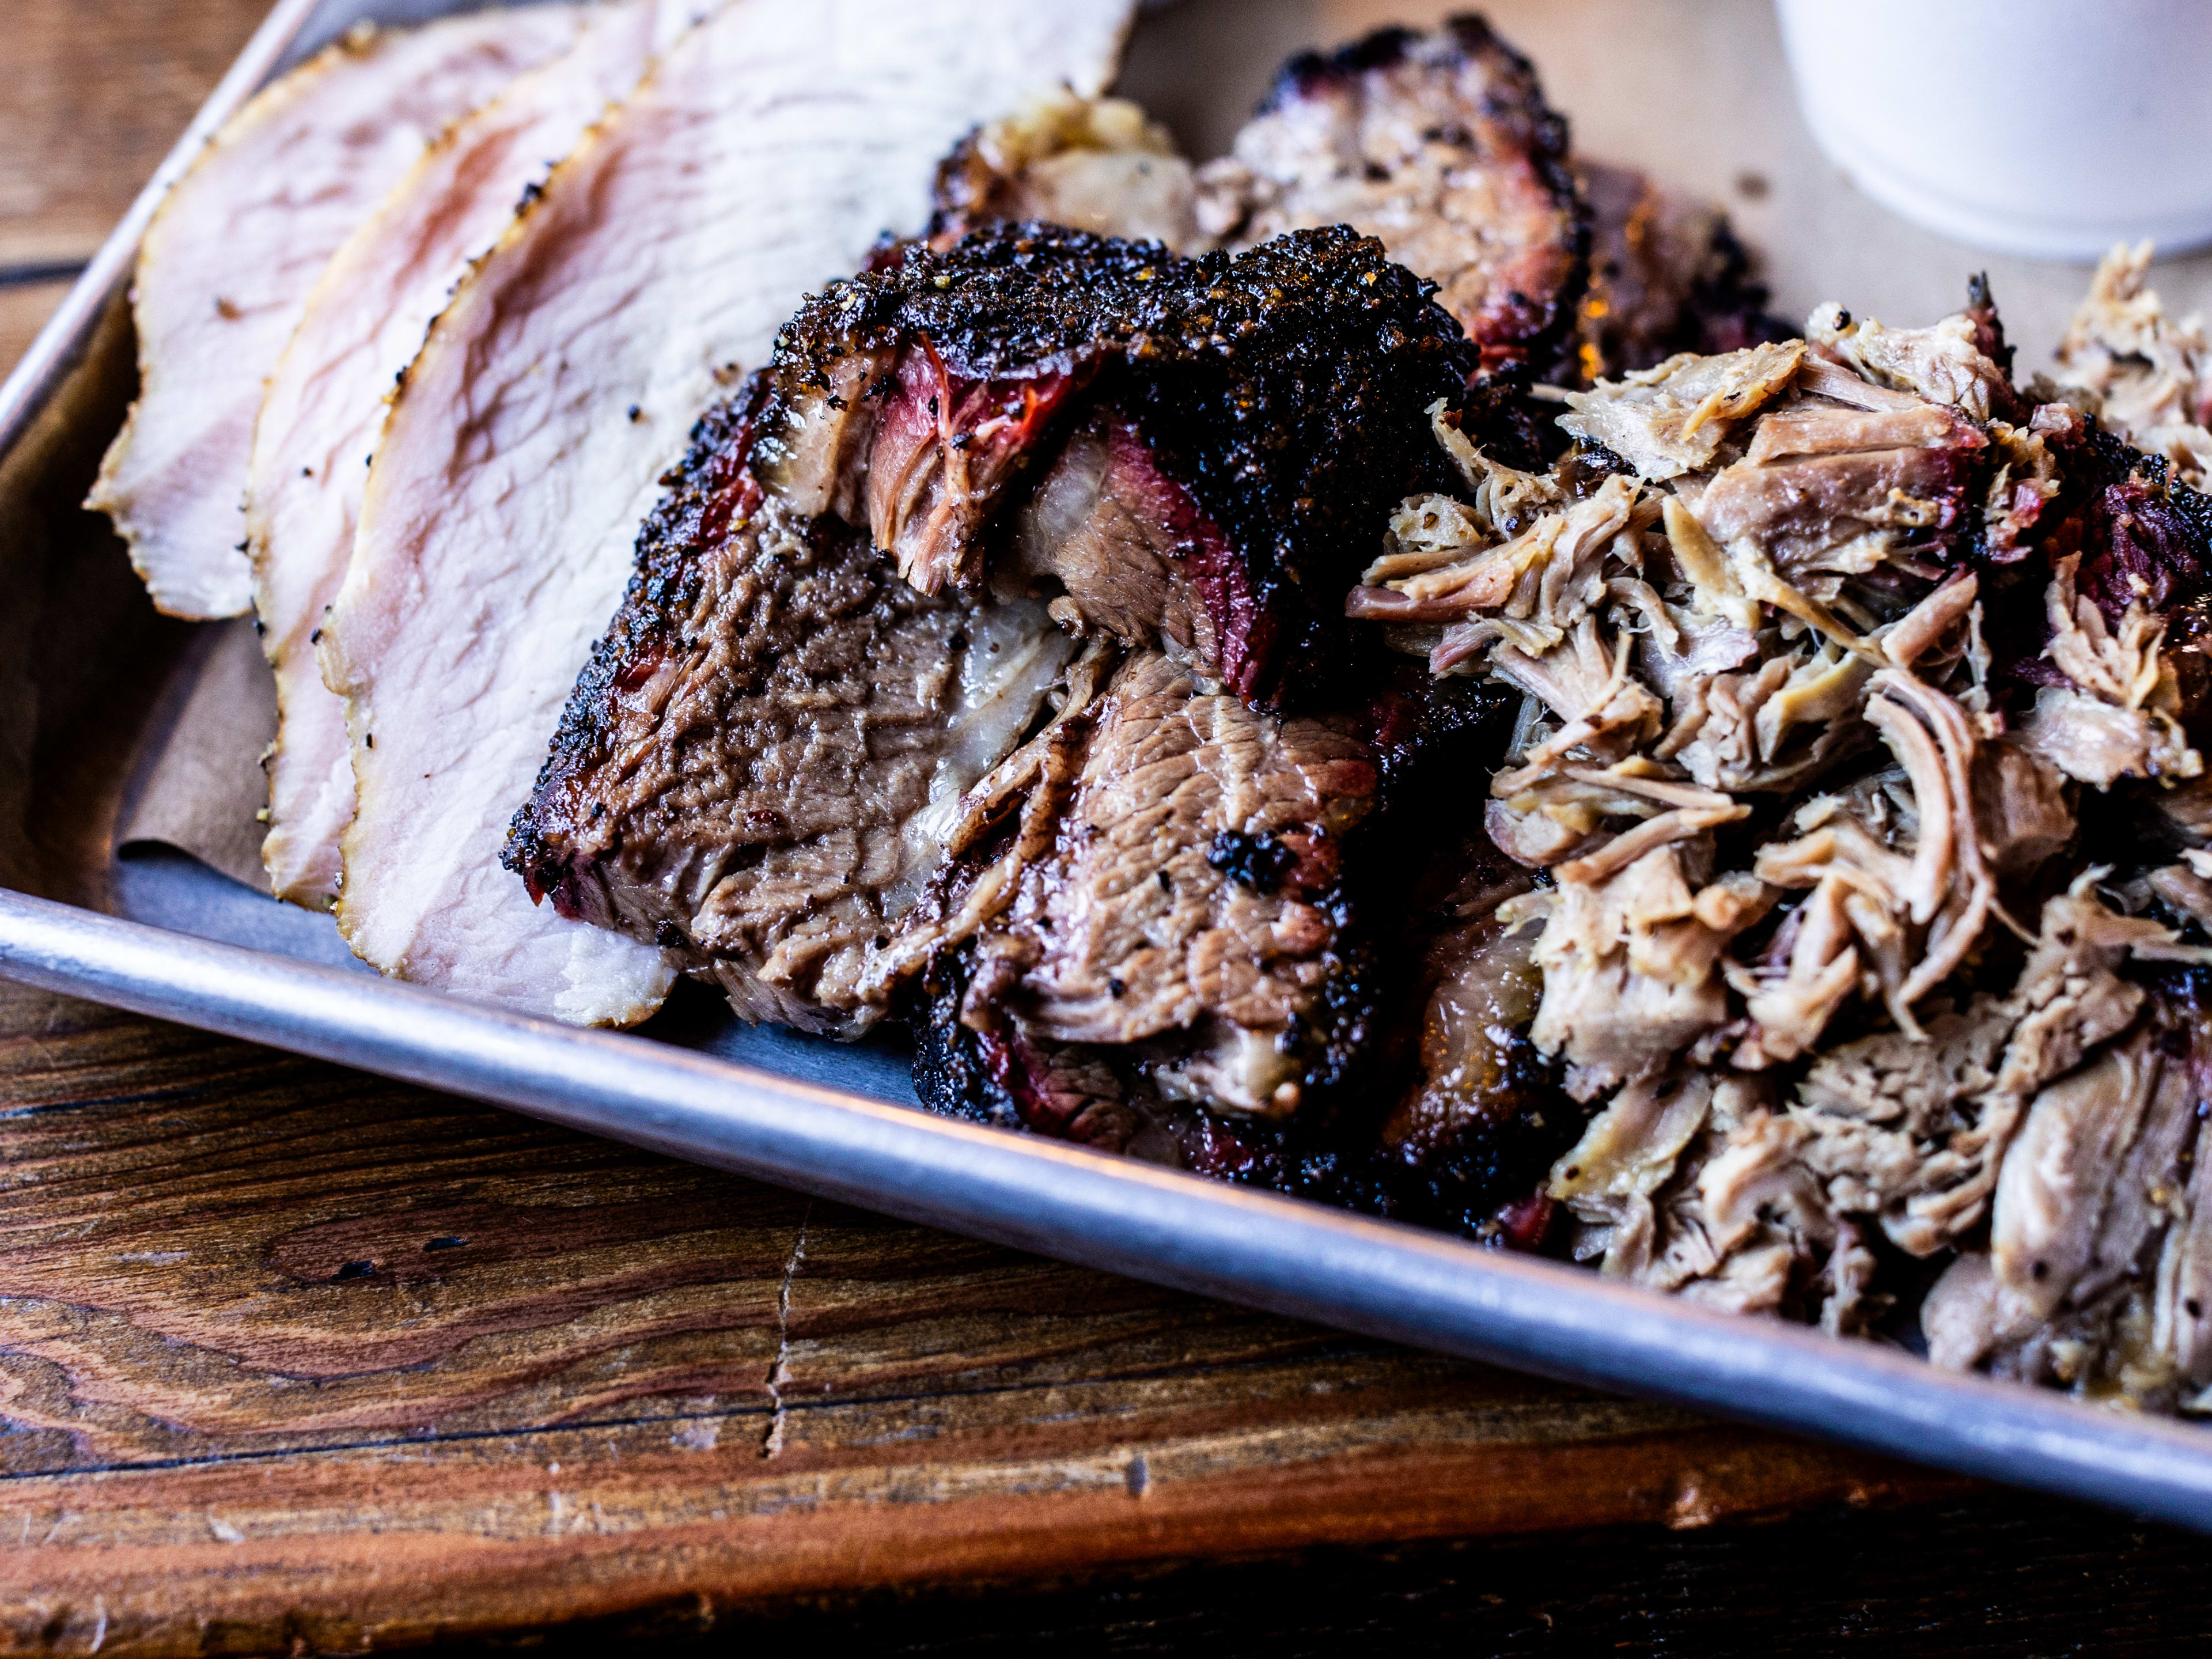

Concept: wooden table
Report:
left=7, top=5, right=2212, bottom=1653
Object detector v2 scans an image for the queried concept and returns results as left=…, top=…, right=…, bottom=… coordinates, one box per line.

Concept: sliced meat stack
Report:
left=324, top=0, right=1138, bottom=1027
left=513, top=221, right=1547, bottom=1179
left=248, top=0, right=685, bottom=912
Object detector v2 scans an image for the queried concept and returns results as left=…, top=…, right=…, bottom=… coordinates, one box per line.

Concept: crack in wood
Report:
left=0, top=1344, right=1450, bottom=1486
left=760, top=1205, right=811, bottom=1460
left=0, top=260, right=89, bottom=291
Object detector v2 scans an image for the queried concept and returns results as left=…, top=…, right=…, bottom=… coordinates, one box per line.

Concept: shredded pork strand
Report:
left=2026, top=554, right=2203, bottom=789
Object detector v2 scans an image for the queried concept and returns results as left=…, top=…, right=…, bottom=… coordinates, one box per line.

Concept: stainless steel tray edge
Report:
left=6, top=0, right=2212, bottom=1536
left=6, top=887, right=2212, bottom=1529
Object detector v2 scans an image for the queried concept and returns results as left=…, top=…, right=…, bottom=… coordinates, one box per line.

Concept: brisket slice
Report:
left=506, top=392, right=1073, bottom=1036
left=1194, top=15, right=1588, bottom=380
left=752, top=222, right=1475, bottom=704
left=896, top=649, right=1384, bottom=1115
left=902, top=657, right=1565, bottom=1229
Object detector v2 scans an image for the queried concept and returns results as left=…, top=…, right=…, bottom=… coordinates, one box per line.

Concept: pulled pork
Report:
left=2052, top=243, right=2212, bottom=492
left=1347, top=275, right=2212, bottom=1412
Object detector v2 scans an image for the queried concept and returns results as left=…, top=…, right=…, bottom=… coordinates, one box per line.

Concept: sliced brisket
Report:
left=901, top=658, right=1556, bottom=1225
left=1192, top=15, right=1588, bottom=378
left=507, top=395, right=1073, bottom=1036
left=898, top=649, right=1382, bottom=1117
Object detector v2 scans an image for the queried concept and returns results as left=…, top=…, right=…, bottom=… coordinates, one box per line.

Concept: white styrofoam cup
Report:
left=1777, top=0, right=2212, bottom=259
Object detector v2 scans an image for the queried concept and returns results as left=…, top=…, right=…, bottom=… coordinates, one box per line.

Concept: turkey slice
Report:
left=246, top=1, right=694, bottom=912
left=87, top=5, right=589, bottom=620
left=321, top=0, right=1135, bottom=1025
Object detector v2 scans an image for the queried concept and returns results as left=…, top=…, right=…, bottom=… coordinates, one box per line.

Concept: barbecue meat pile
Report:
left=508, top=13, right=1787, bottom=1243
left=511, top=222, right=1525, bottom=1147
left=497, top=8, right=2212, bottom=1418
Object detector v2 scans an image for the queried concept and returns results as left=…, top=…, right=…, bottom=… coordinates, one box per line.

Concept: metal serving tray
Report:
left=9, top=0, right=2212, bottom=1532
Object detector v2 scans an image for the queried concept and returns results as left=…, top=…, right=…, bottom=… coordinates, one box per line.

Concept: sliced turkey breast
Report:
left=86, top=6, right=588, bottom=620
left=321, top=0, right=1135, bottom=1025
left=245, top=1, right=688, bottom=912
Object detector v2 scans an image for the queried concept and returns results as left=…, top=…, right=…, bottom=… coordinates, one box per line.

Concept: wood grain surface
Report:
left=3, top=0, right=274, bottom=378
left=2, top=0, right=269, bottom=271
left=0, top=978, right=1959, bottom=1654
left=9, top=5, right=2212, bottom=1657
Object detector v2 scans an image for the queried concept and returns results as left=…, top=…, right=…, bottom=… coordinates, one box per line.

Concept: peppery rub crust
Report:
left=762, top=221, right=1479, bottom=703
left=503, top=385, right=768, bottom=923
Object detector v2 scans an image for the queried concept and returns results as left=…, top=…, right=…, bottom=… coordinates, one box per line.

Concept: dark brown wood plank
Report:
left=0, top=0, right=266, bottom=268
left=0, top=978, right=1955, bottom=1653
left=410, top=1496, right=2212, bottom=1657
left=0, top=278, right=73, bottom=381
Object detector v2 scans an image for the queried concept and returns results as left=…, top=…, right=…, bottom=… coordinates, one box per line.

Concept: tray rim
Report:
left=7, top=0, right=2212, bottom=1536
